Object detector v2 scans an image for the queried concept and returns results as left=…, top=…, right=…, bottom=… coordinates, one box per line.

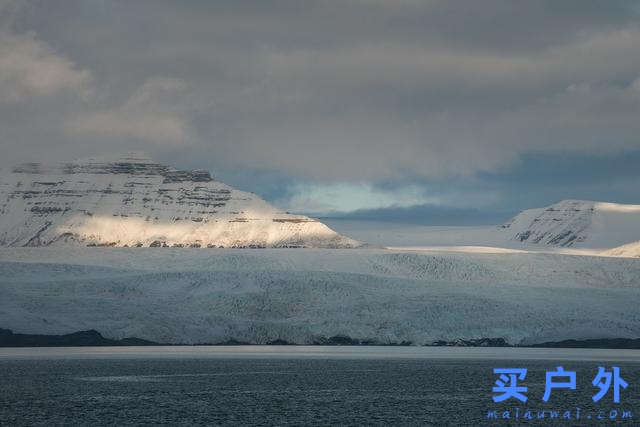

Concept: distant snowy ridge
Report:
left=500, top=199, right=640, bottom=250
left=602, top=241, right=640, bottom=258
left=325, top=200, right=640, bottom=257
left=0, top=153, right=359, bottom=248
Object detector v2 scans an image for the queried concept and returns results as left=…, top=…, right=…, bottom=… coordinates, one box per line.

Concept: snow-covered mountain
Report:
left=0, top=153, right=358, bottom=248
left=500, top=199, right=640, bottom=249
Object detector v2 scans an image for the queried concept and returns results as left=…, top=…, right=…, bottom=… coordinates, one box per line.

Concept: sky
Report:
left=1, top=0, right=640, bottom=224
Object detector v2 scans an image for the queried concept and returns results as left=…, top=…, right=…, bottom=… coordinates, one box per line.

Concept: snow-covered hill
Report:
left=324, top=200, right=640, bottom=257
left=0, top=153, right=358, bottom=248
left=602, top=241, right=640, bottom=258
left=500, top=199, right=640, bottom=249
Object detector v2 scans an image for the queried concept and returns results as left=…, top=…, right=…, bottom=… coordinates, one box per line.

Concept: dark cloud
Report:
left=1, top=1, right=640, bottom=219
left=320, top=204, right=511, bottom=226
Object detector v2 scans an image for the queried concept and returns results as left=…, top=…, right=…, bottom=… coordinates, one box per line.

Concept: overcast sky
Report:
left=1, top=0, right=640, bottom=223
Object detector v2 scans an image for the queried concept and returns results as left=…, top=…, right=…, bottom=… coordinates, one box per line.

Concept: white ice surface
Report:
left=1, top=247, right=639, bottom=346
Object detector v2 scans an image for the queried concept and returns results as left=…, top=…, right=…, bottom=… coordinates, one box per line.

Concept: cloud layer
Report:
left=1, top=1, right=640, bottom=216
left=0, top=31, right=90, bottom=102
left=66, top=78, right=189, bottom=146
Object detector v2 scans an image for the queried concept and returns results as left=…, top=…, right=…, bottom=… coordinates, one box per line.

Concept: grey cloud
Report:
left=65, top=78, right=191, bottom=146
left=1, top=0, right=640, bottom=186
left=0, top=31, right=91, bottom=102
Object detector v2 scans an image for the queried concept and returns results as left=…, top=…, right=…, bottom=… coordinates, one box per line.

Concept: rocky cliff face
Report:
left=0, top=153, right=359, bottom=248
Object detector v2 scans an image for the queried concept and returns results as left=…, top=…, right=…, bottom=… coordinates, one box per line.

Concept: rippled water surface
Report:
left=1, top=347, right=639, bottom=425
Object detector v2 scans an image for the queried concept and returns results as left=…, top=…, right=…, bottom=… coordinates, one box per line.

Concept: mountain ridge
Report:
left=500, top=199, right=640, bottom=250
left=0, top=153, right=359, bottom=248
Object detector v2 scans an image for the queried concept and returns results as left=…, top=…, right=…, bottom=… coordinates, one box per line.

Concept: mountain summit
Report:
left=501, top=199, right=640, bottom=250
left=0, top=153, right=359, bottom=248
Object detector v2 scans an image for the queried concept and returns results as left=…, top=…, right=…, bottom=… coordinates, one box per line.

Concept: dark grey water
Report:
left=1, top=347, right=639, bottom=426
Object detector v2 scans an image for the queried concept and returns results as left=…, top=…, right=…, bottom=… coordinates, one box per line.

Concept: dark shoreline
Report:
left=2, top=328, right=640, bottom=350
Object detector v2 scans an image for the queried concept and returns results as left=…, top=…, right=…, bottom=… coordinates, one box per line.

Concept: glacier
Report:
left=1, top=247, right=639, bottom=346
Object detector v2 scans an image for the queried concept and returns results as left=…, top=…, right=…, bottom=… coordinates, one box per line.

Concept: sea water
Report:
left=1, top=346, right=639, bottom=425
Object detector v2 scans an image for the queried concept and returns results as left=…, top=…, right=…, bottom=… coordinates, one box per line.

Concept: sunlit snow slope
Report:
left=602, top=241, right=640, bottom=258
left=0, top=153, right=358, bottom=248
